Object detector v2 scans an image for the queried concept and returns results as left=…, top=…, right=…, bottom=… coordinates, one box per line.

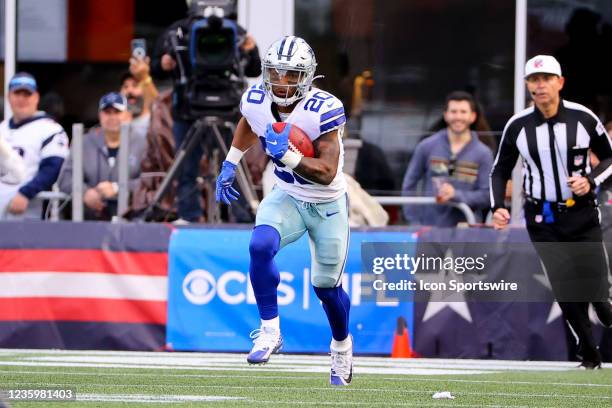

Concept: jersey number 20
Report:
left=304, top=91, right=333, bottom=113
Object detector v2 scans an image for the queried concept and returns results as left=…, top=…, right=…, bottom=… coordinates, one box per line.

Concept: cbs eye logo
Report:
left=182, top=269, right=216, bottom=305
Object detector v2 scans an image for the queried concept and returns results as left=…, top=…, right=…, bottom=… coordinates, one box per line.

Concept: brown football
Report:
left=271, top=122, right=315, bottom=158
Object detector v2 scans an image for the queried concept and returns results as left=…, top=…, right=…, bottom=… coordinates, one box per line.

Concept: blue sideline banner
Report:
left=167, top=228, right=415, bottom=354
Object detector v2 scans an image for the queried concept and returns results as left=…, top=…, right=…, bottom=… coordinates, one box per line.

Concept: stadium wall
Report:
left=1, top=221, right=604, bottom=360
left=0, top=222, right=171, bottom=350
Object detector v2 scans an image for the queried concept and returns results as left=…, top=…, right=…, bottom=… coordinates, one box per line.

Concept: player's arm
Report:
left=292, top=130, right=340, bottom=185
left=263, top=123, right=341, bottom=186
left=585, top=116, right=612, bottom=189
left=215, top=117, right=258, bottom=204
left=229, top=117, right=259, bottom=154
left=490, top=120, right=520, bottom=230
left=490, top=121, right=520, bottom=211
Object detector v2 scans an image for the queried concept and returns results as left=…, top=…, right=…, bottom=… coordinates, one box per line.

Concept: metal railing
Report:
left=34, top=190, right=69, bottom=222
left=373, top=195, right=477, bottom=224
left=69, top=123, right=131, bottom=222
left=63, top=121, right=478, bottom=224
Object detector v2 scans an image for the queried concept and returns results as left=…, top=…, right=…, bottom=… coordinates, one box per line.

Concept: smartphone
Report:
left=131, top=38, right=147, bottom=60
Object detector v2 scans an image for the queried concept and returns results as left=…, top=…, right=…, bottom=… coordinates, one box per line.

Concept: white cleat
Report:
left=246, top=326, right=283, bottom=364
left=330, top=335, right=353, bottom=386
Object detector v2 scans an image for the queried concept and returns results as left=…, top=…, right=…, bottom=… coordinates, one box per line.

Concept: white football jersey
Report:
left=240, top=84, right=347, bottom=203
left=0, top=113, right=69, bottom=187
left=0, top=133, right=25, bottom=184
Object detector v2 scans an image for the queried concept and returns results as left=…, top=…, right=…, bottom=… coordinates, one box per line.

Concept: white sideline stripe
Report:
left=23, top=354, right=586, bottom=372
left=30, top=355, right=500, bottom=369
left=0, top=361, right=492, bottom=376
left=12, top=382, right=612, bottom=400
left=3, top=369, right=611, bottom=388
left=77, top=393, right=245, bottom=403
left=0, top=272, right=167, bottom=301
left=0, top=349, right=593, bottom=369
left=255, top=401, right=527, bottom=408
left=2, top=348, right=593, bottom=370
left=2, top=350, right=609, bottom=373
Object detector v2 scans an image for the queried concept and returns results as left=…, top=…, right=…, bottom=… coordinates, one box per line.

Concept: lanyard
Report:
left=550, top=124, right=576, bottom=207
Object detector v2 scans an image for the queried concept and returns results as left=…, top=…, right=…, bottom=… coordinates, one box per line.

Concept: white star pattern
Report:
left=532, top=274, right=563, bottom=323
left=419, top=248, right=472, bottom=323
left=533, top=274, right=605, bottom=325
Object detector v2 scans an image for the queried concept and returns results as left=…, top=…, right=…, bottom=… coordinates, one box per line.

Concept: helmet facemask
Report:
left=263, top=64, right=313, bottom=107
left=262, top=36, right=317, bottom=107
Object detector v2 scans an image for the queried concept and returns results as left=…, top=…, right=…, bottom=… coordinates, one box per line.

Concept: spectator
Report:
left=354, top=141, right=395, bottom=193
left=151, top=0, right=261, bottom=223
left=402, top=91, right=493, bottom=226
left=0, top=72, right=69, bottom=220
left=127, top=89, right=178, bottom=221
left=58, top=92, right=145, bottom=220
left=120, top=56, right=159, bottom=144
left=427, top=94, right=497, bottom=153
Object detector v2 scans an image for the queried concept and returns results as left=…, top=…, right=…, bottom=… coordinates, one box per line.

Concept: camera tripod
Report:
left=143, top=115, right=259, bottom=222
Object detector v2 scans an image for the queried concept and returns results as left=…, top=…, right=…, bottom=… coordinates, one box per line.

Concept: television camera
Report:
left=143, top=0, right=258, bottom=222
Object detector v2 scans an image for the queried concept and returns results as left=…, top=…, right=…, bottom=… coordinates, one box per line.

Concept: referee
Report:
left=490, top=55, right=612, bottom=369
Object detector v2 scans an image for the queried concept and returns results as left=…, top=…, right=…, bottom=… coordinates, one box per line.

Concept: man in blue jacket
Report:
left=402, top=91, right=493, bottom=226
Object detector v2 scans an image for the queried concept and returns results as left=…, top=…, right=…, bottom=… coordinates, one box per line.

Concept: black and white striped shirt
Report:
left=490, top=99, right=612, bottom=210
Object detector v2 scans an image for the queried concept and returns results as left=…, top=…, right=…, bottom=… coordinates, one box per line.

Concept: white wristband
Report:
left=225, top=146, right=245, bottom=165
left=280, top=149, right=302, bottom=169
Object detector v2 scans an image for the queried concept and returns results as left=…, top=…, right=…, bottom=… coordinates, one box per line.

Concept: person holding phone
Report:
left=119, top=39, right=159, bottom=144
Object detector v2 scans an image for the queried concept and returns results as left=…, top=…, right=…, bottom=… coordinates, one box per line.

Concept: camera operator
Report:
left=152, top=0, right=261, bottom=223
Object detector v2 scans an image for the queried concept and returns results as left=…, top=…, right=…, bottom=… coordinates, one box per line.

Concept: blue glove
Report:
left=264, top=123, right=290, bottom=159
left=215, top=161, right=240, bottom=204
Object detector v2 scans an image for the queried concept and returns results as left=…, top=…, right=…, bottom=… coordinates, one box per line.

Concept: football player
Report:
left=216, top=36, right=352, bottom=386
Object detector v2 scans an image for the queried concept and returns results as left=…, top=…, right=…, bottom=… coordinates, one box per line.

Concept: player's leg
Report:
left=528, top=222, right=603, bottom=368
left=247, top=188, right=306, bottom=364
left=558, top=302, right=601, bottom=368
left=575, top=221, right=612, bottom=328
left=303, top=194, right=352, bottom=385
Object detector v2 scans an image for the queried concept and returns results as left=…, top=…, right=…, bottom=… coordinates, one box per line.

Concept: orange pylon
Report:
left=391, top=316, right=416, bottom=358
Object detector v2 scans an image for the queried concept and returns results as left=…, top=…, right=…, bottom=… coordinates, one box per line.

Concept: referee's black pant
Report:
left=525, top=200, right=612, bottom=364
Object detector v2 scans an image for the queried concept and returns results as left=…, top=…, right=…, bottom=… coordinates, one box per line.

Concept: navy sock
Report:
left=313, top=285, right=351, bottom=341
left=249, top=225, right=281, bottom=320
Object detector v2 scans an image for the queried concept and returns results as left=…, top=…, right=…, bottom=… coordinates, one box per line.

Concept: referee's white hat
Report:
left=524, top=55, right=562, bottom=78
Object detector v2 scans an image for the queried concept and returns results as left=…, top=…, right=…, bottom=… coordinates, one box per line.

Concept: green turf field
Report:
left=0, top=350, right=610, bottom=407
